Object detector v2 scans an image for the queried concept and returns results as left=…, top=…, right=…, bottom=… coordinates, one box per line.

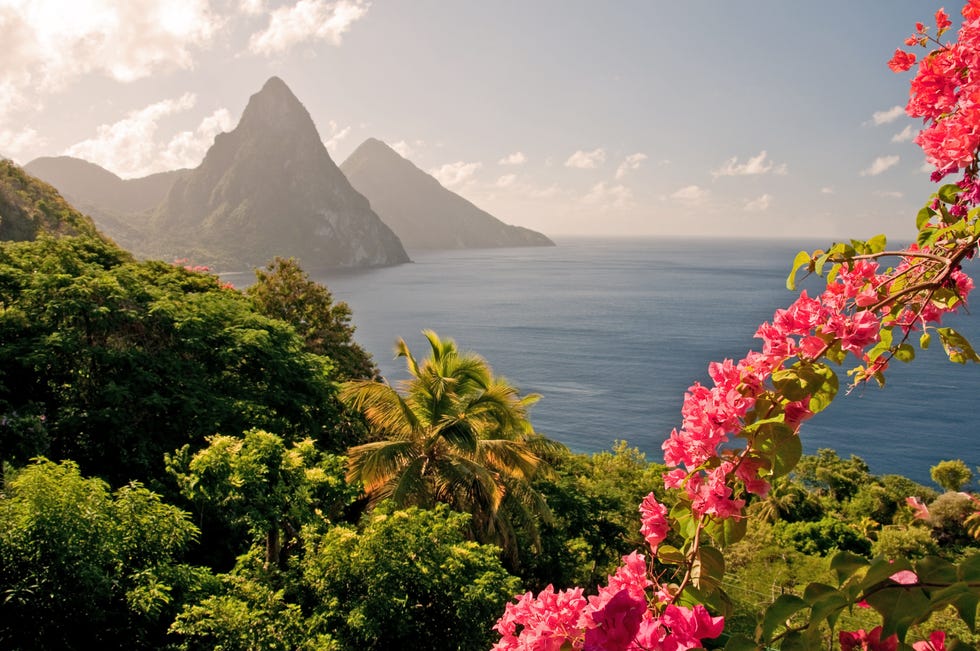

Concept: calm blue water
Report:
left=301, top=237, right=979, bottom=487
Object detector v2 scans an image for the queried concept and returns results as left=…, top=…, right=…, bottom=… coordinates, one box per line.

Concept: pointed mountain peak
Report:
left=238, top=76, right=315, bottom=135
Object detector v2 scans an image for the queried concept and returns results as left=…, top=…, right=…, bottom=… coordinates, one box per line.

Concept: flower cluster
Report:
left=492, top=552, right=722, bottom=651
left=492, top=3, right=980, bottom=649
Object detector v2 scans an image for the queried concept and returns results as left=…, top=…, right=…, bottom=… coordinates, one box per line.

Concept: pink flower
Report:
left=889, top=48, right=918, bottom=72
left=937, top=8, right=953, bottom=32
left=913, top=631, right=947, bottom=651
left=890, top=569, right=919, bottom=585
left=583, top=590, right=644, bottom=651
left=639, top=494, right=670, bottom=553
left=840, top=627, right=899, bottom=651
left=907, top=495, right=932, bottom=520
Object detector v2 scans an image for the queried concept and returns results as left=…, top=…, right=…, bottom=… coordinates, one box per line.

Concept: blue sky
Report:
left=0, top=0, right=955, bottom=240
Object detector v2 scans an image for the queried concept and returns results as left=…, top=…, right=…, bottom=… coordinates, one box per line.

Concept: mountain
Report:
left=149, top=77, right=409, bottom=270
left=24, top=156, right=184, bottom=252
left=340, top=138, right=554, bottom=251
left=0, top=159, right=105, bottom=242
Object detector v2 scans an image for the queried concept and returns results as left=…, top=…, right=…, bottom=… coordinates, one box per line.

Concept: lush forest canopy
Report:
left=5, top=5, right=980, bottom=650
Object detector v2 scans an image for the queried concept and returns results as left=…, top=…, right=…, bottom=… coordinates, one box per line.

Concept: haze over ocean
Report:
left=293, top=237, right=980, bottom=487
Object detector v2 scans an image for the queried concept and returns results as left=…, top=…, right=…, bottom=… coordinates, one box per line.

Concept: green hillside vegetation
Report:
left=0, top=159, right=104, bottom=241
left=1, top=163, right=979, bottom=649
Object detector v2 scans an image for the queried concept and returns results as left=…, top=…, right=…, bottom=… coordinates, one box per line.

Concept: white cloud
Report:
left=498, top=151, right=526, bottom=165
left=391, top=141, right=411, bottom=157
left=744, top=193, right=772, bottom=212
left=0, top=0, right=218, bottom=98
left=430, top=160, right=482, bottom=188
left=891, top=125, right=917, bottom=143
left=615, top=152, right=647, bottom=180
left=496, top=174, right=517, bottom=188
left=565, top=148, right=606, bottom=169
left=860, top=155, right=901, bottom=176
left=63, top=94, right=232, bottom=177
left=874, top=190, right=904, bottom=199
left=584, top=181, right=632, bottom=208
left=712, top=150, right=786, bottom=177
left=670, top=184, right=707, bottom=202
left=240, top=0, right=265, bottom=14
left=0, top=127, right=45, bottom=161
left=821, top=187, right=835, bottom=194
left=871, top=105, right=905, bottom=126
left=322, top=119, right=350, bottom=152
left=249, top=0, right=369, bottom=55
left=529, top=184, right=560, bottom=199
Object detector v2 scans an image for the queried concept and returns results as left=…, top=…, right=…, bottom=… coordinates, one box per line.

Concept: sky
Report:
left=0, top=0, right=959, bottom=240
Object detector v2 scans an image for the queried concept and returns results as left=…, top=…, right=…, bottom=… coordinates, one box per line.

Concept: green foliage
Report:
left=775, top=517, right=872, bottom=557
left=793, top=448, right=871, bottom=502
left=873, top=525, right=939, bottom=560
left=247, top=257, right=378, bottom=380
left=521, top=442, right=667, bottom=591
left=0, top=459, right=210, bottom=649
left=0, top=160, right=105, bottom=241
left=341, top=330, right=556, bottom=561
left=301, top=503, right=520, bottom=651
left=168, top=430, right=357, bottom=569
left=170, top=574, right=318, bottom=651
left=0, top=236, right=349, bottom=486
left=932, top=459, right=974, bottom=492
left=929, top=492, right=978, bottom=547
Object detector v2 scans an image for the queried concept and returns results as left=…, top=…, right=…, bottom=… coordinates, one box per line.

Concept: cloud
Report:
left=873, top=190, right=904, bottom=199
left=821, top=187, right=834, bottom=194
left=583, top=181, right=632, bottom=208
left=891, top=125, right=917, bottom=143
left=0, top=0, right=219, bottom=100
left=64, top=94, right=232, bottom=177
left=498, top=151, right=526, bottom=165
left=249, top=0, right=370, bottom=55
left=712, top=150, right=786, bottom=177
left=322, top=119, right=350, bottom=152
left=744, top=193, right=772, bottom=212
left=430, top=160, right=482, bottom=188
left=871, top=105, right=905, bottom=125
left=240, top=0, right=266, bottom=14
left=860, top=155, right=900, bottom=176
left=565, top=148, right=606, bottom=169
left=496, top=174, right=517, bottom=188
left=615, top=152, right=647, bottom=180
left=670, top=184, right=707, bottom=202
left=0, top=127, right=45, bottom=161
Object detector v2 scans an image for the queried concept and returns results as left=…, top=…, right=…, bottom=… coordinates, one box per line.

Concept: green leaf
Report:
left=937, top=327, right=980, bottom=363
left=724, top=634, right=759, bottom=651
left=920, top=332, right=931, bottom=350
left=807, top=590, right=849, bottom=632
left=831, top=551, right=869, bottom=585
left=702, top=513, right=747, bottom=548
left=753, top=422, right=802, bottom=478
left=894, top=343, right=915, bottom=363
left=939, top=183, right=961, bottom=204
left=692, top=546, right=725, bottom=591
left=953, top=592, right=979, bottom=632
left=657, top=544, right=687, bottom=565
left=860, top=556, right=913, bottom=593
left=916, top=555, right=957, bottom=584
left=814, top=251, right=831, bottom=276
left=787, top=250, right=812, bottom=291
left=916, top=206, right=934, bottom=229
left=957, top=552, right=980, bottom=582
left=864, top=584, right=930, bottom=641
left=867, top=233, right=887, bottom=253
left=761, top=594, right=807, bottom=643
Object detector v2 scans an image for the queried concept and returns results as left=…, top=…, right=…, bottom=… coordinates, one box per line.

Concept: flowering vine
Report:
left=493, top=3, right=980, bottom=650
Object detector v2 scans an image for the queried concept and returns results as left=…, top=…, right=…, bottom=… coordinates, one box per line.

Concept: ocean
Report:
left=296, top=237, right=979, bottom=487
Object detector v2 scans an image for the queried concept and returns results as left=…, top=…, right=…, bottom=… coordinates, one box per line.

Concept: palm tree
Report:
left=340, top=330, right=555, bottom=558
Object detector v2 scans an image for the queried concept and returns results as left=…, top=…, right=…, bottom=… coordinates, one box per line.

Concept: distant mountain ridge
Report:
left=341, top=138, right=554, bottom=250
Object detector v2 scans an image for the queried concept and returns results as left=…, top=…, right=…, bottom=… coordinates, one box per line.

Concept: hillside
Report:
left=341, top=138, right=554, bottom=250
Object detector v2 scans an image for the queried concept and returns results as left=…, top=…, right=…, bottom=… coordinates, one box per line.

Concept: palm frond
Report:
left=389, top=455, right=432, bottom=508
left=346, top=439, right=419, bottom=493
left=340, top=379, right=419, bottom=435
left=477, top=438, right=542, bottom=481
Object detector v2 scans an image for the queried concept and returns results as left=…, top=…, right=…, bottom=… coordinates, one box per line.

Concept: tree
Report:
left=246, top=257, right=378, bottom=380
left=341, top=330, right=555, bottom=559
left=300, top=504, right=520, bottom=651
left=0, top=237, right=350, bottom=486
left=0, top=459, right=209, bottom=649
left=167, top=430, right=357, bottom=570
left=930, top=459, right=973, bottom=492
